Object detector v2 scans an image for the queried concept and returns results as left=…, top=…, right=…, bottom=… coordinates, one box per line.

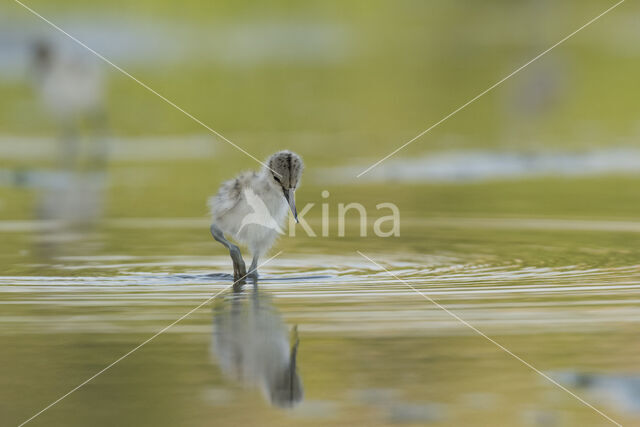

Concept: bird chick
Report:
left=208, top=150, right=304, bottom=280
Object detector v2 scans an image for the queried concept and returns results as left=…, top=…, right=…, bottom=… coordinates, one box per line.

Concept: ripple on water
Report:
left=1, top=254, right=639, bottom=336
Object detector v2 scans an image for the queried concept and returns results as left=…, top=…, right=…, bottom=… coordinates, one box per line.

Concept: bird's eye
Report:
left=273, top=174, right=282, bottom=184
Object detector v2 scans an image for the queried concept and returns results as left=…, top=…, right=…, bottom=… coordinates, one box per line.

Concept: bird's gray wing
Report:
left=208, top=177, right=244, bottom=218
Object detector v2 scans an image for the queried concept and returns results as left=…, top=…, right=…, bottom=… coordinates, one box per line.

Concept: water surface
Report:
left=2, top=216, right=639, bottom=426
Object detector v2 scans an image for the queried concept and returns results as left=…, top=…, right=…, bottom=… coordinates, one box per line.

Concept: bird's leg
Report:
left=88, top=110, right=109, bottom=170
left=210, top=224, right=247, bottom=282
left=248, top=254, right=259, bottom=280
left=59, top=123, right=78, bottom=170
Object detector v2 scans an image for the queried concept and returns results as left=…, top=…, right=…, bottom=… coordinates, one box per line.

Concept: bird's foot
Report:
left=233, top=260, right=247, bottom=283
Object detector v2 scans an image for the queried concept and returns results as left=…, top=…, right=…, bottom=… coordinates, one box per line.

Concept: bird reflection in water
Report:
left=211, top=282, right=303, bottom=408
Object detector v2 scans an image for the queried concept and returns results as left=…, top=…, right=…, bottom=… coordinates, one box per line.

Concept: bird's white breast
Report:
left=211, top=174, right=288, bottom=256
left=38, top=52, right=104, bottom=120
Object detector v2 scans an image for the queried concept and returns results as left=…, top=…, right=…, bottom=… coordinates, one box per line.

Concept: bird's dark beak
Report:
left=285, top=189, right=298, bottom=223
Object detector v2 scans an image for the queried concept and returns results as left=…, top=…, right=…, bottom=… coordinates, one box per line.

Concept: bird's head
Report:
left=32, top=39, right=53, bottom=71
left=266, top=150, right=304, bottom=222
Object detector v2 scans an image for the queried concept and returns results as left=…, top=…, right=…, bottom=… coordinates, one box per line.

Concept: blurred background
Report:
left=1, top=0, right=639, bottom=224
left=1, top=0, right=640, bottom=426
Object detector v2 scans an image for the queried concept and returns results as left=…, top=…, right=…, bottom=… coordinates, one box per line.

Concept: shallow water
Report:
left=2, top=216, right=639, bottom=427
